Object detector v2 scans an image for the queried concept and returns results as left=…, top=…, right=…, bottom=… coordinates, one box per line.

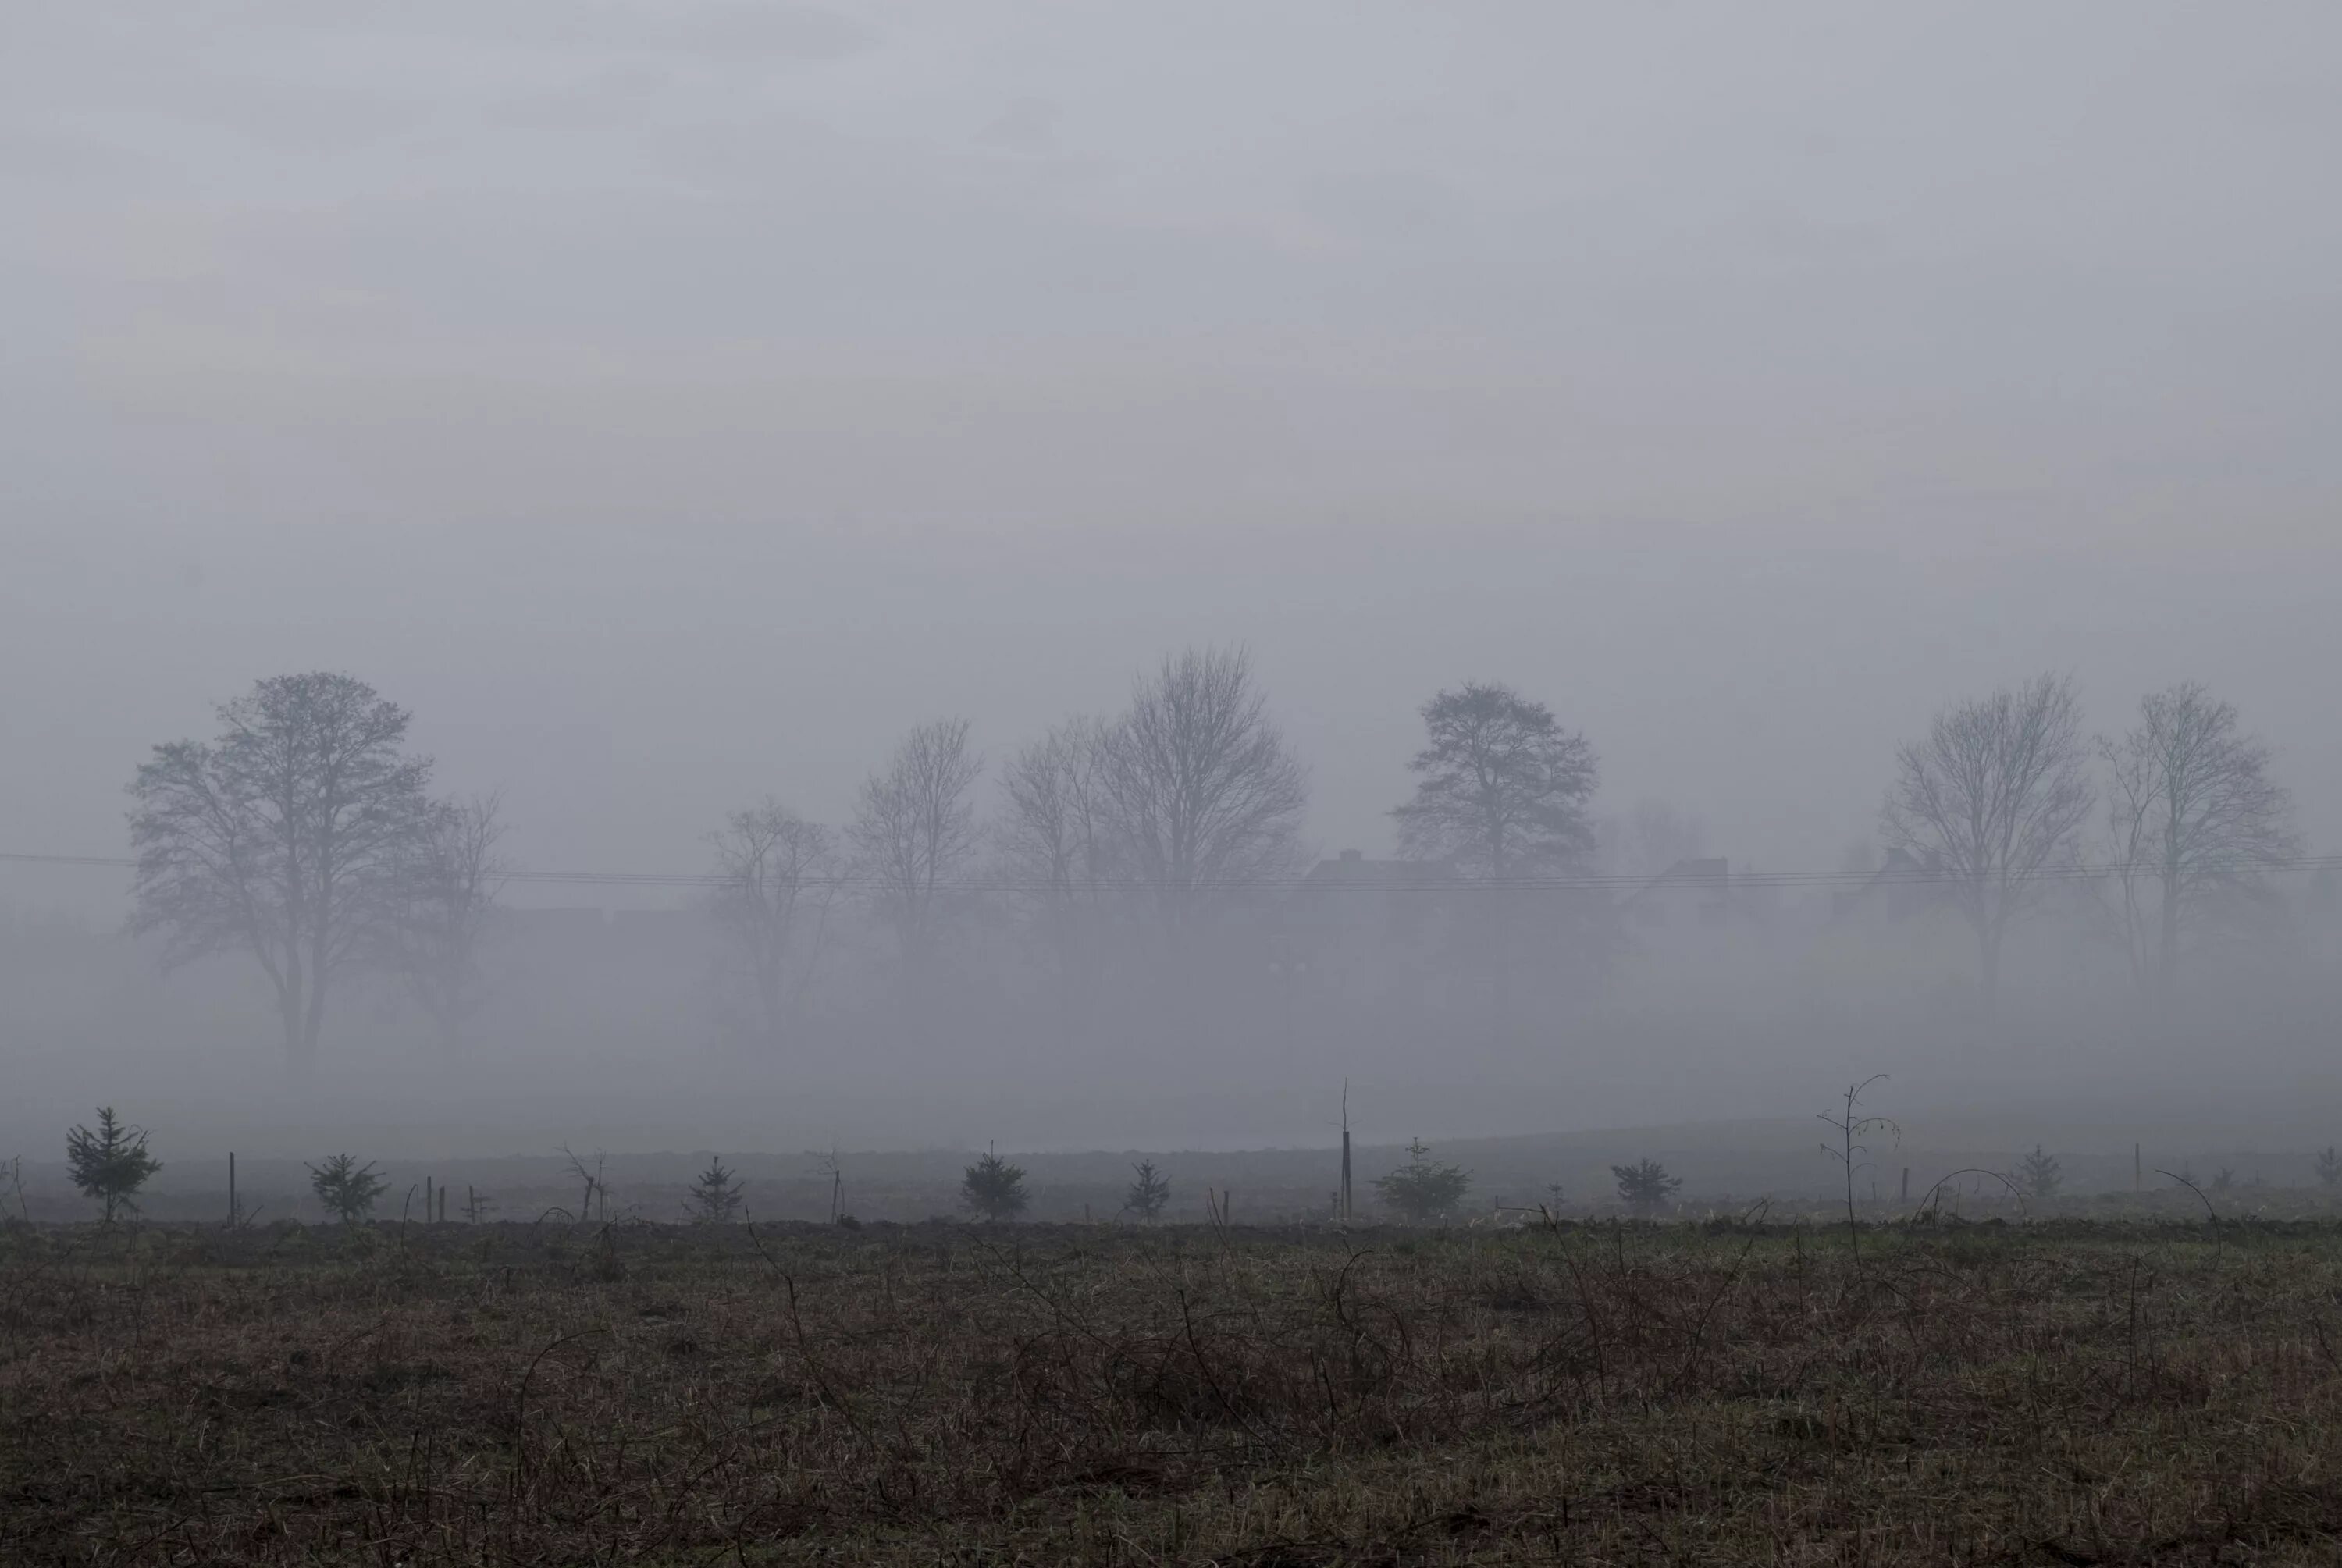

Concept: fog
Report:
left=4, top=4, right=2340, bottom=1173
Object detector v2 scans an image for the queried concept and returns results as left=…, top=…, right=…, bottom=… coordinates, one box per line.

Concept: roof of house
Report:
left=1828, top=846, right=1948, bottom=921
left=1625, top=856, right=1730, bottom=905
left=1298, top=848, right=1454, bottom=887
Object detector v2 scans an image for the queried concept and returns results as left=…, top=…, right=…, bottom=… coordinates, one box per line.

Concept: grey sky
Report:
left=4, top=2, right=2339, bottom=911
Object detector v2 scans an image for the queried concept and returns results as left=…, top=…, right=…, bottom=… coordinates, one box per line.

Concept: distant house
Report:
left=496, top=905, right=717, bottom=965
left=1830, top=847, right=1945, bottom=923
left=500, top=906, right=613, bottom=949
left=1623, top=856, right=1739, bottom=933
left=609, top=906, right=715, bottom=963
left=1290, top=848, right=1452, bottom=935
left=1297, top=847, right=1450, bottom=894
left=1283, top=849, right=1456, bottom=1001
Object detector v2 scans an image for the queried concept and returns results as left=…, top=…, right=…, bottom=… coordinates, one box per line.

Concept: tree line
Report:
left=123, top=656, right=2301, bottom=1069
left=1881, top=674, right=2298, bottom=1012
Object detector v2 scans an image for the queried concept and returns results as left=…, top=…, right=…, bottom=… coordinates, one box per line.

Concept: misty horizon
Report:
left=5, top=2, right=2341, bottom=1161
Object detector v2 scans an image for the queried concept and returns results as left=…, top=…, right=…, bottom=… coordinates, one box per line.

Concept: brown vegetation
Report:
left=5, top=1217, right=2342, bottom=1563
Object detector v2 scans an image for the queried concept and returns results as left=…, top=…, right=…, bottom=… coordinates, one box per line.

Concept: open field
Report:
left=7, top=1217, right=2342, bottom=1565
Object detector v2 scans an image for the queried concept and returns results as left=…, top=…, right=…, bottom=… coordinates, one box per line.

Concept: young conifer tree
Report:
left=66, top=1108, right=162, bottom=1224
left=686, top=1156, right=744, bottom=1223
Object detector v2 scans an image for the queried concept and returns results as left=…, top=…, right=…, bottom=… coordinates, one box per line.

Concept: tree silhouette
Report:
left=307, top=1154, right=388, bottom=1224
left=961, top=1147, right=1028, bottom=1221
left=2016, top=1144, right=2063, bottom=1200
left=1881, top=674, right=2093, bottom=1015
left=1123, top=1159, right=1170, bottom=1221
left=1611, top=1158, right=1682, bottom=1214
left=1393, top=681, right=1599, bottom=877
left=685, top=1156, right=744, bottom=1224
left=1373, top=1139, right=1472, bottom=1221
left=66, top=1108, right=161, bottom=1224
left=130, top=672, right=436, bottom=1072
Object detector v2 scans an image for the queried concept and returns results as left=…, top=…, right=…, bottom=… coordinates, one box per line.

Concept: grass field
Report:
left=6, top=1214, right=2342, bottom=1564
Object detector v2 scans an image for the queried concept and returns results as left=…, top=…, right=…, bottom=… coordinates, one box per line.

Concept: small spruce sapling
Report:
left=66, top=1107, right=162, bottom=1223
left=686, top=1156, right=744, bottom=1223
left=1372, top=1139, right=1472, bottom=1222
left=961, top=1145, right=1028, bottom=1221
left=2017, top=1144, right=2063, bottom=1200
left=1611, top=1157, right=1682, bottom=1215
left=308, top=1154, right=389, bottom=1224
left=1124, top=1159, right=1170, bottom=1221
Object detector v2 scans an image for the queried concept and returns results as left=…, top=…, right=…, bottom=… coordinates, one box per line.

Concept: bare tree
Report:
left=1881, top=674, right=2094, bottom=1014
left=2100, top=682, right=2298, bottom=991
left=849, top=719, right=982, bottom=969
left=707, top=800, right=839, bottom=1046
left=383, top=791, right=509, bottom=1051
left=129, top=672, right=435, bottom=1073
left=1100, top=646, right=1308, bottom=927
left=1393, top=682, right=1598, bottom=878
left=994, top=715, right=1119, bottom=979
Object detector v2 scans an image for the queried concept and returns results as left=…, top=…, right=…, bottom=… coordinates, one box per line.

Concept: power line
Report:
left=6, top=848, right=2340, bottom=894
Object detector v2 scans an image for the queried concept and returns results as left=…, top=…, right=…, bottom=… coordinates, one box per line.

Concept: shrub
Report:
left=686, top=1156, right=743, bottom=1224
left=1124, top=1159, right=1170, bottom=1222
left=66, top=1108, right=161, bottom=1223
left=1374, top=1139, right=1472, bottom=1222
left=308, top=1154, right=389, bottom=1224
left=2315, top=1145, right=2340, bottom=1187
left=1611, top=1157, right=1682, bottom=1214
left=2017, top=1144, right=2063, bottom=1200
left=961, top=1147, right=1028, bottom=1221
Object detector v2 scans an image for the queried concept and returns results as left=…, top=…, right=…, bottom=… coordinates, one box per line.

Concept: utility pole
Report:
left=1339, top=1079, right=1354, bottom=1225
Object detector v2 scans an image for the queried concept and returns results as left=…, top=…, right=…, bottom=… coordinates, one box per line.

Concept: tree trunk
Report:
left=297, top=971, right=327, bottom=1076
left=2157, top=875, right=2181, bottom=990
left=279, top=977, right=308, bottom=1075
left=301, top=917, right=332, bottom=1072
left=1977, top=923, right=2003, bottom=1022
left=758, top=962, right=785, bottom=1050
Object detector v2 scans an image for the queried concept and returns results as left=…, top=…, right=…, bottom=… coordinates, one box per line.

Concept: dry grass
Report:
left=5, top=1214, right=2342, bottom=1564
